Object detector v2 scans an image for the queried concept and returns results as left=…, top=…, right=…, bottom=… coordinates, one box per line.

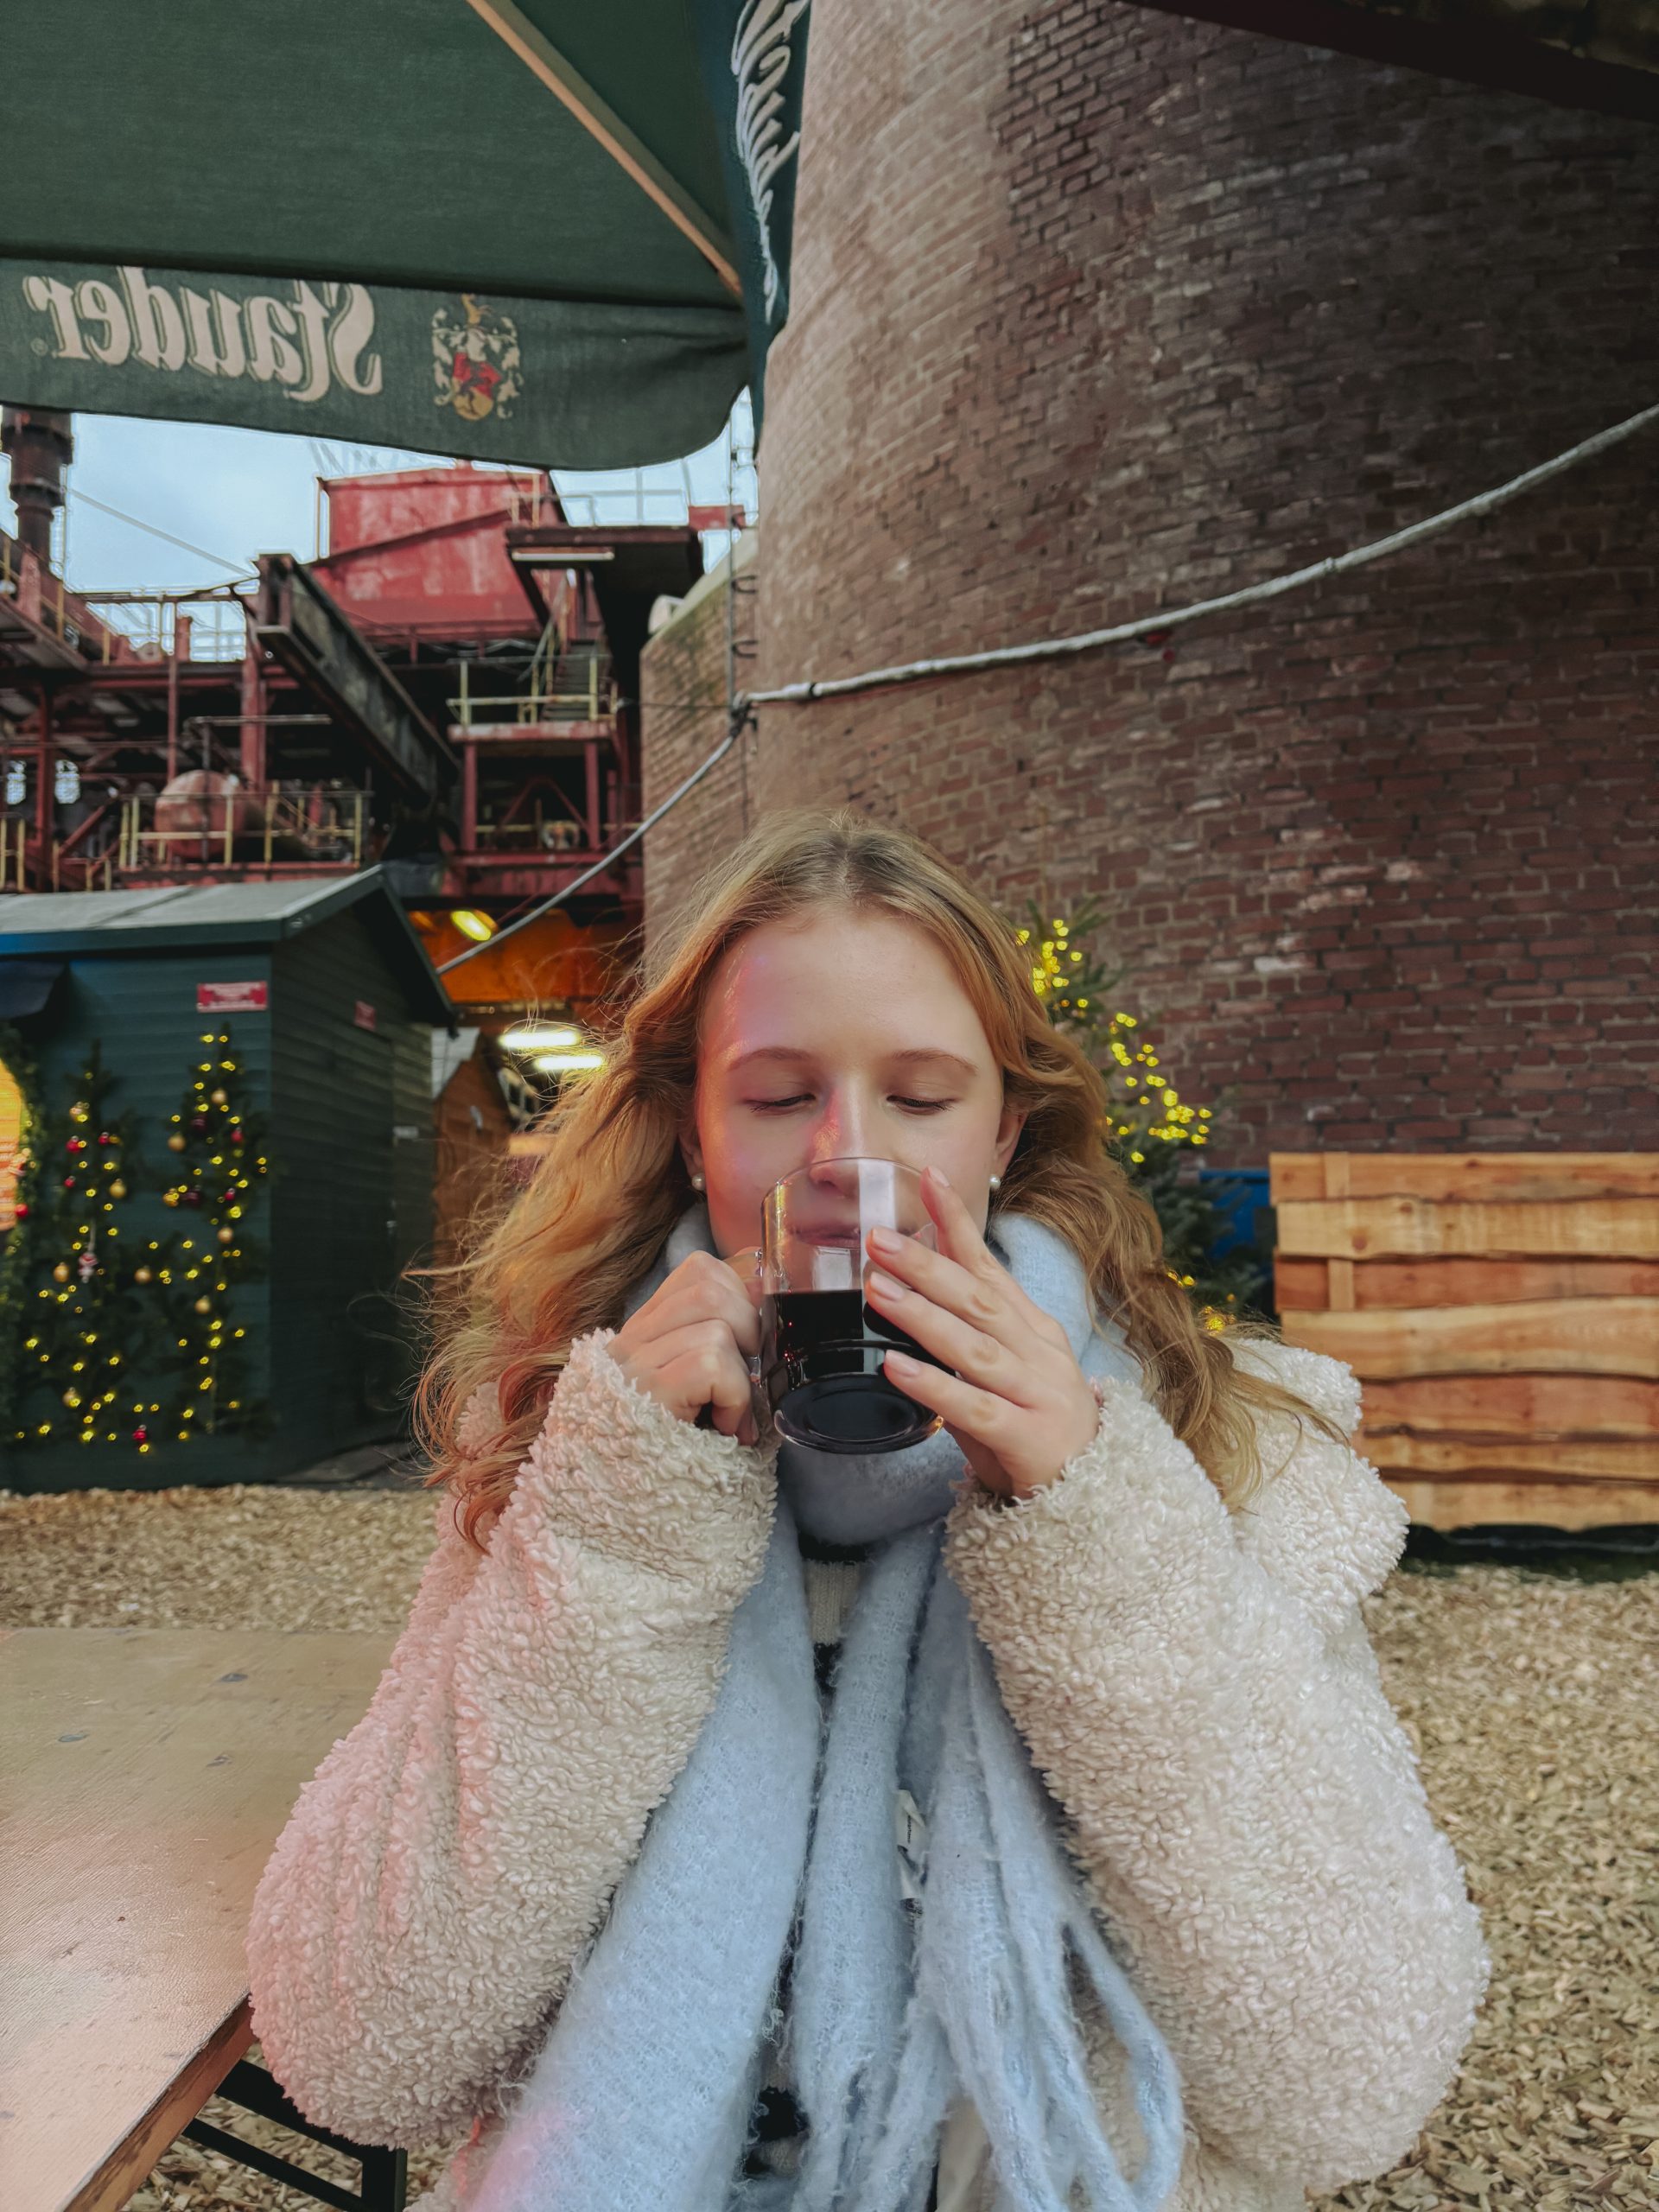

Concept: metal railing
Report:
left=0, top=531, right=97, bottom=658
left=0, top=820, right=116, bottom=894
left=449, top=648, right=614, bottom=729
left=470, top=808, right=591, bottom=853
left=79, top=590, right=250, bottom=663
left=117, top=785, right=366, bottom=873
left=1, top=543, right=251, bottom=665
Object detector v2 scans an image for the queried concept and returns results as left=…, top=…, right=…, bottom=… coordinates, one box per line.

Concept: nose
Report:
left=806, top=1084, right=873, bottom=1190
left=806, top=1154, right=861, bottom=1204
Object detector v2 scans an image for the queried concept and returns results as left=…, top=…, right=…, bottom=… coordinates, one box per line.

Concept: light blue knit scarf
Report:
left=470, top=1201, right=1185, bottom=2212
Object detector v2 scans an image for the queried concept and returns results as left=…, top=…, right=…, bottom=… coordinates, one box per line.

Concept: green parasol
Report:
left=0, top=0, right=810, bottom=466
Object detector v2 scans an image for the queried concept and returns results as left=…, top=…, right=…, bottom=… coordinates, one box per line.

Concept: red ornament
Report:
left=132, top=1426, right=148, bottom=1446
left=230, top=1129, right=245, bottom=1147
left=181, top=1188, right=203, bottom=1208
left=14, top=1203, right=28, bottom=1220
left=99, top=1132, right=115, bottom=1147
left=62, top=1175, right=75, bottom=1190
left=66, top=1137, right=84, bottom=1154
left=190, top=1116, right=209, bottom=1135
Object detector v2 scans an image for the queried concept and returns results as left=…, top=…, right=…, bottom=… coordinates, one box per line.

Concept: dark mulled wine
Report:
left=760, top=1287, right=946, bottom=1452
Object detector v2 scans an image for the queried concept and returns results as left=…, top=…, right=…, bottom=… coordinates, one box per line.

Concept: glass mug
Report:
left=747, top=1157, right=951, bottom=1453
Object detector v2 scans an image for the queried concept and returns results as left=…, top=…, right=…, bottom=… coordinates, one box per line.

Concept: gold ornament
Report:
left=216, top=1226, right=235, bottom=1245
left=109, top=1179, right=127, bottom=1199
left=167, top=1133, right=187, bottom=1154
left=62, top=1388, right=80, bottom=1408
left=209, top=1088, right=229, bottom=1107
left=193, top=1295, right=213, bottom=1315
left=162, top=1190, right=180, bottom=1208
left=134, top=1267, right=154, bottom=1286
left=52, top=1262, right=72, bottom=1284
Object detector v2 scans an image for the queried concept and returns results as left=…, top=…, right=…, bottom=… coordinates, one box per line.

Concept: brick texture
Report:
left=640, top=531, right=760, bottom=942
left=645, top=1, right=1659, bottom=1163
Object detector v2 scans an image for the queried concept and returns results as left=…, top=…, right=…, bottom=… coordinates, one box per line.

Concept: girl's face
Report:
left=683, top=905, right=1027, bottom=1260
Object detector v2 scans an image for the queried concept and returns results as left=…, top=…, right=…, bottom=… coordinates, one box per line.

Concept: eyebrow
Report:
left=724, top=1045, right=981, bottom=1080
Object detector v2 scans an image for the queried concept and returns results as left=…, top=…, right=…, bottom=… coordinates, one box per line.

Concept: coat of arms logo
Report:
left=432, top=294, right=522, bottom=423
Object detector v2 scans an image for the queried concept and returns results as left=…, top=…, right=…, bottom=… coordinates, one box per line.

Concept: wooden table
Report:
left=0, top=1628, right=398, bottom=2212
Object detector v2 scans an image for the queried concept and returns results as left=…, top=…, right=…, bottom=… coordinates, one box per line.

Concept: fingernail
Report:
left=925, top=1166, right=950, bottom=1189
left=869, top=1224, right=901, bottom=1252
left=887, top=1349, right=919, bottom=1372
left=868, top=1266, right=905, bottom=1298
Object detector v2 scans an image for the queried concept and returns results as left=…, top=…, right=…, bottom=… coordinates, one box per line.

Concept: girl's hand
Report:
left=607, top=1249, right=766, bottom=1445
left=863, top=1166, right=1100, bottom=1502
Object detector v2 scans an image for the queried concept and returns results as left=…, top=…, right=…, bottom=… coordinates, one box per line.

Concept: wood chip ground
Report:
left=3, top=1481, right=1654, bottom=2211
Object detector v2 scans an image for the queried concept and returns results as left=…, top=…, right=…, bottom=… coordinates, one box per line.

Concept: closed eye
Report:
left=747, top=1096, right=955, bottom=1114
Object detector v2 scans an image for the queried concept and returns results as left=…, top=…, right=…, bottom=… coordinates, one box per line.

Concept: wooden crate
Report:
left=1270, top=1153, right=1659, bottom=1530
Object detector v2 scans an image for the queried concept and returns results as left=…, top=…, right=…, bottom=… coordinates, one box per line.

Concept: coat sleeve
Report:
left=942, top=1338, right=1491, bottom=2196
left=245, top=1327, right=777, bottom=2149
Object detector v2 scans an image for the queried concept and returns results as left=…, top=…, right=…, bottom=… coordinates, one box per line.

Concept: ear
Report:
left=678, top=1119, right=704, bottom=1182
left=993, top=1101, right=1027, bottom=1177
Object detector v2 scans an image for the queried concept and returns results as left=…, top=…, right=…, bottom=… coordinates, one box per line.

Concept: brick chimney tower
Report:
left=747, top=2, right=1659, bottom=1156
left=2, top=405, right=74, bottom=568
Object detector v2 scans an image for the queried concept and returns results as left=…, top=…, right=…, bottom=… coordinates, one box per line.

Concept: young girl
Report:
left=246, top=810, right=1489, bottom=2212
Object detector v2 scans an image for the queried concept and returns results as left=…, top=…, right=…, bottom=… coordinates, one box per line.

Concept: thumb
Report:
left=722, top=1244, right=765, bottom=1312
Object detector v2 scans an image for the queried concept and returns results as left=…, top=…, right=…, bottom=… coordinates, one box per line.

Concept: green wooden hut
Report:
left=0, top=871, right=453, bottom=1491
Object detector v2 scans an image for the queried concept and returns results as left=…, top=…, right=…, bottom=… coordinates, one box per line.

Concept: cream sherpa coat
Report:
left=245, top=1327, right=1490, bottom=2212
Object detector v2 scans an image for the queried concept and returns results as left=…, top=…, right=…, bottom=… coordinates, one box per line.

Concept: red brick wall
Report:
left=731, top=0, right=1658, bottom=1164
left=639, top=531, right=759, bottom=944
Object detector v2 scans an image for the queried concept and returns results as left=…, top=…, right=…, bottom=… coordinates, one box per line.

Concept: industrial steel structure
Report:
left=0, top=414, right=704, bottom=1015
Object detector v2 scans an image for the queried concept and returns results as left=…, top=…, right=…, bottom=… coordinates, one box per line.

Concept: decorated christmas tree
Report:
left=148, top=1027, right=270, bottom=1444
left=1012, top=895, right=1270, bottom=1330
left=0, top=1042, right=151, bottom=1447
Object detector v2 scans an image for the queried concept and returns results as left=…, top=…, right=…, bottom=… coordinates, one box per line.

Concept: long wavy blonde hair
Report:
left=419, top=807, right=1346, bottom=1551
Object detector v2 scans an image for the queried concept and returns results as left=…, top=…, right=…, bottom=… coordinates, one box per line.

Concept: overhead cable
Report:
left=430, top=398, right=1657, bottom=987
left=435, top=705, right=747, bottom=972
left=746, top=400, right=1659, bottom=705
left=66, top=487, right=251, bottom=578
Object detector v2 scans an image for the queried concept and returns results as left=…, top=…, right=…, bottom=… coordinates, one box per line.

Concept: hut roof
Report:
left=0, top=869, right=454, bottom=1026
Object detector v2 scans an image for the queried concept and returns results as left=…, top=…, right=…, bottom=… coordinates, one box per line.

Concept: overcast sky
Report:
left=11, top=403, right=755, bottom=595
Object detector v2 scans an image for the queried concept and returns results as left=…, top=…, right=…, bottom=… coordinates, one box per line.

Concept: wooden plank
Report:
left=1271, top=1151, right=1659, bottom=1203
left=1275, top=1197, right=1659, bottom=1261
left=1275, top=1254, right=1659, bottom=1309
left=1281, top=1297, right=1659, bottom=1377
left=1358, top=1371, right=1659, bottom=1440
left=67, top=2002, right=254, bottom=2212
left=1382, top=1478, right=1659, bottom=1531
left=1359, top=1432, right=1659, bottom=1481
left=1276, top=1256, right=1332, bottom=1311
left=1321, top=1144, right=1356, bottom=1309
left=1271, top=1154, right=1659, bottom=1522
left=0, top=1628, right=395, bottom=2212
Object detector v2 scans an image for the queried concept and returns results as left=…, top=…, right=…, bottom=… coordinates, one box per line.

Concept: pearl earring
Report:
left=988, top=1173, right=1002, bottom=1192
left=690, top=1170, right=705, bottom=1191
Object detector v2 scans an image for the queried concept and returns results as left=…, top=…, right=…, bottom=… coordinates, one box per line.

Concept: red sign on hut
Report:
left=197, top=982, right=269, bottom=1013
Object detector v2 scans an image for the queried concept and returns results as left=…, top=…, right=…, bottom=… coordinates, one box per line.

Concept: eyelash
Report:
left=749, top=1095, right=954, bottom=1116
